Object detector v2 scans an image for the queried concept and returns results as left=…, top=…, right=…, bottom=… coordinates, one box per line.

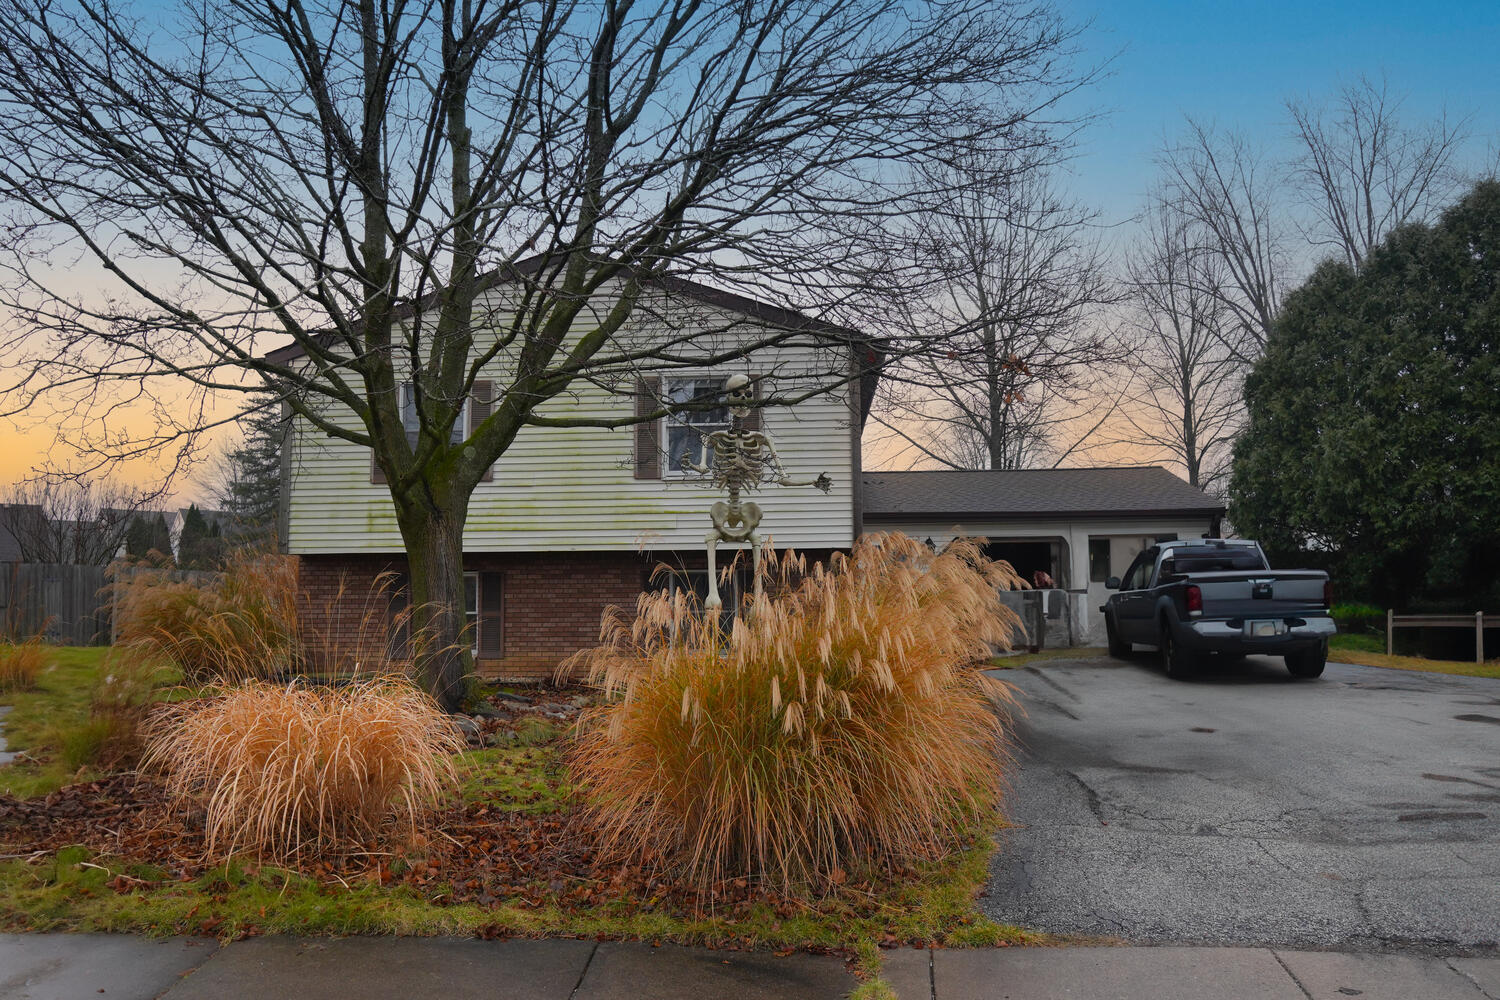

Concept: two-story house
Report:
left=273, top=269, right=878, bottom=680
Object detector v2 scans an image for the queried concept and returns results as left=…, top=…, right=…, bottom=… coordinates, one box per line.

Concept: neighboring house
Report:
left=860, top=467, right=1225, bottom=644
left=274, top=271, right=876, bottom=679
left=0, top=504, right=43, bottom=562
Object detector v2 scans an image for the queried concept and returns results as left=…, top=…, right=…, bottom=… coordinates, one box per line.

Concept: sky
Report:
left=1056, top=0, right=1500, bottom=225
left=3, top=0, right=1498, bottom=493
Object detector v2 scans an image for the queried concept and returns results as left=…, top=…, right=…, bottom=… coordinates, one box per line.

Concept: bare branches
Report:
left=1287, top=74, right=1471, bottom=268
left=1112, top=195, right=1245, bottom=493
left=869, top=152, right=1118, bottom=470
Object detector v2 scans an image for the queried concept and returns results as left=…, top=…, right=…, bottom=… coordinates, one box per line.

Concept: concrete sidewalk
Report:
left=2, top=934, right=1498, bottom=1000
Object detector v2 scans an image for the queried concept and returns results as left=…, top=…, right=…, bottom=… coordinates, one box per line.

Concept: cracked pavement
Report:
left=982, top=655, right=1500, bottom=953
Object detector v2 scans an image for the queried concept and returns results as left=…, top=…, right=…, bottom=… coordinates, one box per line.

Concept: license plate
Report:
left=1245, top=619, right=1280, bottom=637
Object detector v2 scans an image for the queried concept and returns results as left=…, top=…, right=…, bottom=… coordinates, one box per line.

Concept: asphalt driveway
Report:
left=983, top=654, right=1500, bottom=953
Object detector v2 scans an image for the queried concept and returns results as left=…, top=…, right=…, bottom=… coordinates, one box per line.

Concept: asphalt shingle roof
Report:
left=861, top=467, right=1225, bottom=520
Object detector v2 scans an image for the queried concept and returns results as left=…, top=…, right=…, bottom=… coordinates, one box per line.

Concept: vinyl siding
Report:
left=285, top=284, right=858, bottom=555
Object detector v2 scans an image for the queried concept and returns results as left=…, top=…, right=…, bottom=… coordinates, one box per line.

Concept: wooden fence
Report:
left=1386, top=610, right=1495, bottom=663
left=0, top=562, right=111, bottom=645
left=0, top=563, right=221, bottom=646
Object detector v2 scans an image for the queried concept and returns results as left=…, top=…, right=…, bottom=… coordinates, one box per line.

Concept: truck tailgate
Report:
left=1188, top=570, right=1328, bottom=619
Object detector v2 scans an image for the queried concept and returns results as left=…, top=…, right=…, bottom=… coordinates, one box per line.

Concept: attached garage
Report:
left=860, top=467, right=1226, bottom=645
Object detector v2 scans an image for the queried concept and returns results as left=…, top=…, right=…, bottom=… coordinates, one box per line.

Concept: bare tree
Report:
left=0, top=479, right=146, bottom=564
left=0, top=0, right=1084, bottom=709
left=1157, top=119, right=1290, bottom=364
left=1115, top=196, right=1244, bottom=493
left=1287, top=75, right=1471, bottom=269
left=869, top=153, right=1117, bottom=470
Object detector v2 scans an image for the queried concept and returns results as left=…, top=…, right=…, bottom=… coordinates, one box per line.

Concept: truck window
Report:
left=1167, top=546, right=1268, bottom=573
left=1122, top=549, right=1156, bottom=590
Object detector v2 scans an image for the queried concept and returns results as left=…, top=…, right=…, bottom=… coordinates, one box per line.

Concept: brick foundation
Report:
left=295, top=549, right=835, bottom=683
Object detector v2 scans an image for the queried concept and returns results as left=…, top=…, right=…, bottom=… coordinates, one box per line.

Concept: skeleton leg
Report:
left=749, top=533, right=763, bottom=602
left=704, top=531, right=723, bottom=611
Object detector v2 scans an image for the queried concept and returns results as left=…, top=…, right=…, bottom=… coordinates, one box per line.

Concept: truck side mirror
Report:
left=1105, top=576, right=1121, bottom=590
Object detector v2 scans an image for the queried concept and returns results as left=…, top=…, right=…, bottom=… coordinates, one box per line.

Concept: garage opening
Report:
left=982, top=541, right=1054, bottom=586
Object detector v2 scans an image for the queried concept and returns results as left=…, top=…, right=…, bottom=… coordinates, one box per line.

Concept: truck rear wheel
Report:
left=1106, top=614, right=1130, bottom=658
left=1286, top=643, right=1326, bottom=679
left=1160, top=623, right=1195, bottom=679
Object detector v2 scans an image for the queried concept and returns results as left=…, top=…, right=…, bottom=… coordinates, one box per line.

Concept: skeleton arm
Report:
left=756, top=433, right=833, bottom=493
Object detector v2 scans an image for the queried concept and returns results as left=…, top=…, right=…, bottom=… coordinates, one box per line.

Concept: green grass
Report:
left=0, top=826, right=1047, bottom=958
left=0, top=646, right=113, bottom=797
left=1327, top=634, right=1500, bottom=680
left=457, top=746, right=571, bottom=810
left=989, top=646, right=1108, bottom=669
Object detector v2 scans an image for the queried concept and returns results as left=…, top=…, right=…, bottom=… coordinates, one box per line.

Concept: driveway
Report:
left=983, top=654, right=1500, bottom=953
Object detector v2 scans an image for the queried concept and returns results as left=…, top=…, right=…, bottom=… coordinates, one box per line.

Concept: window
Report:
left=463, top=572, right=479, bottom=654
left=401, top=383, right=467, bottom=446
left=1088, top=539, right=1111, bottom=583
left=663, top=568, right=743, bottom=634
left=1122, top=548, right=1156, bottom=591
left=663, top=376, right=730, bottom=476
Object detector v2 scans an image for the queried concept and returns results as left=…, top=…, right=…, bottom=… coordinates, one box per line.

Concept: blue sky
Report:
left=1055, top=0, right=1500, bottom=224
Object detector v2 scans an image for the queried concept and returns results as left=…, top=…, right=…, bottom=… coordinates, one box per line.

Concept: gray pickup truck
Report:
left=1101, top=538, right=1335, bottom=679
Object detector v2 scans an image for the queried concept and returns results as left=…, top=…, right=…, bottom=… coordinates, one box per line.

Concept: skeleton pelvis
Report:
left=709, top=500, right=762, bottom=542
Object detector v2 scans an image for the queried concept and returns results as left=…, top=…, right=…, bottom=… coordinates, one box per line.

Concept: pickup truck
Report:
left=1100, top=539, right=1335, bottom=679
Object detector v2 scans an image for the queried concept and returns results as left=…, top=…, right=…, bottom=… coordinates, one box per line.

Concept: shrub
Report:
left=0, top=636, right=47, bottom=690
left=143, top=678, right=463, bottom=864
left=567, top=532, right=1024, bottom=890
left=1332, top=601, right=1384, bottom=634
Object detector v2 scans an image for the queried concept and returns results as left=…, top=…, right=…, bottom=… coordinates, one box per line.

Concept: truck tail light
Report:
left=1323, top=580, right=1333, bottom=608
left=1186, top=585, right=1203, bottom=614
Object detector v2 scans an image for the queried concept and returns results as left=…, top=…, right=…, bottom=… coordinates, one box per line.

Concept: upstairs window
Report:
left=663, top=376, right=730, bottom=476
left=401, top=383, right=467, bottom=447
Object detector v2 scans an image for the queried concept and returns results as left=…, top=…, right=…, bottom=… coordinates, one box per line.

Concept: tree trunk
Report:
left=396, top=494, right=472, bottom=713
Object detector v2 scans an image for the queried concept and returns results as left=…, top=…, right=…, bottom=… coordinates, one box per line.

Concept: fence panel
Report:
left=0, top=562, right=111, bottom=645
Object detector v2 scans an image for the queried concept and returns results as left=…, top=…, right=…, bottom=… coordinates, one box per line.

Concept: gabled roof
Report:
left=861, top=467, right=1225, bottom=521
left=261, top=256, right=884, bottom=423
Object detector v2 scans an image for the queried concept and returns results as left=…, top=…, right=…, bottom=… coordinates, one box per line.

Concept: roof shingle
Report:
left=861, top=467, right=1224, bottom=520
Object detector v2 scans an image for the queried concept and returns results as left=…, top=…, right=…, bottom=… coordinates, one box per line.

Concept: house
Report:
left=860, top=467, right=1225, bottom=644
left=274, top=270, right=876, bottom=679
left=275, top=272, right=1223, bottom=677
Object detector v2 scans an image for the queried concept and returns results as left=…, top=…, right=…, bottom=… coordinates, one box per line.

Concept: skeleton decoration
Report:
left=680, top=373, right=833, bottom=611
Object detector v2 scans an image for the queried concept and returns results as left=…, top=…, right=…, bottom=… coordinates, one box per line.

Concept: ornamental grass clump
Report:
left=0, top=634, right=47, bottom=690
left=112, top=550, right=299, bottom=684
left=567, top=532, right=1025, bottom=890
left=143, top=678, right=463, bottom=864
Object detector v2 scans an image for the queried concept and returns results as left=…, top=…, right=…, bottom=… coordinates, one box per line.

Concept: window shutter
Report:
left=477, top=571, right=504, bottom=658
left=633, top=376, right=662, bottom=479
left=371, top=452, right=388, bottom=485
left=740, top=377, right=762, bottom=432
left=470, top=380, right=494, bottom=483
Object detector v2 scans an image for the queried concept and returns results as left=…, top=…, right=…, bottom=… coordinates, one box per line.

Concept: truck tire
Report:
left=1106, top=614, right=1130, bottom=658
left=1160, top=621, right=1195, bottom=679
left=1285, top=643, right=1327, bottom=679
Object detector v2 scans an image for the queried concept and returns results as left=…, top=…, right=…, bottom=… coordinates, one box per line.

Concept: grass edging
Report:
left=1327, top=647, right=1500, bottom=679
left=989, top=647, right=1108, bottom=669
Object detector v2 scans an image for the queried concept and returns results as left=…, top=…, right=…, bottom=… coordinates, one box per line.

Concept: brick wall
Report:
left=296, top=548, right=836, bottom=683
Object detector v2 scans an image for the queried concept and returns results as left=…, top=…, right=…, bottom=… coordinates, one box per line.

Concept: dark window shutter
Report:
left=388, top=572, right=410, bottom=658
left=477, top=571, right=504, bottom=658
left=634, top=376, right=662, bottom=479
left=740, top=377, right=762, bottom=432
left=470, top=380, right=494, bottom=482
left=371, top=452, right=387, bottom=485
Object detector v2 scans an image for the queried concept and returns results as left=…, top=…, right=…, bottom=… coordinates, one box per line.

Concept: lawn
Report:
left=0, top=646, right=1047, bottom=995
left=0, top=645, right=118, bottom=798
left=1328, top=633, right=1500, bottom=680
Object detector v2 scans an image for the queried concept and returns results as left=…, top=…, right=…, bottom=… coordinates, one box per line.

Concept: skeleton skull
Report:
left=723, top=372, right=753, bottom=417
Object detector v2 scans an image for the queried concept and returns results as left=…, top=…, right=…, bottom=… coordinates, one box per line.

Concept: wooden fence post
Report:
left=1386, top=608, right=1394, bottom=656
left=1478, top=611, right=1486, bottom=665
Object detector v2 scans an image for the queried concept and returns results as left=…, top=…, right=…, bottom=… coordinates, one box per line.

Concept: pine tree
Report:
left=217, top=396, right=285, bottom=548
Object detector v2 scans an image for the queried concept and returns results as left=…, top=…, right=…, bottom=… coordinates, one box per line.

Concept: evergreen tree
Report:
left=216, top=396, right=284, bottom=548
left=1231, top=179, right=1500, bottom=608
